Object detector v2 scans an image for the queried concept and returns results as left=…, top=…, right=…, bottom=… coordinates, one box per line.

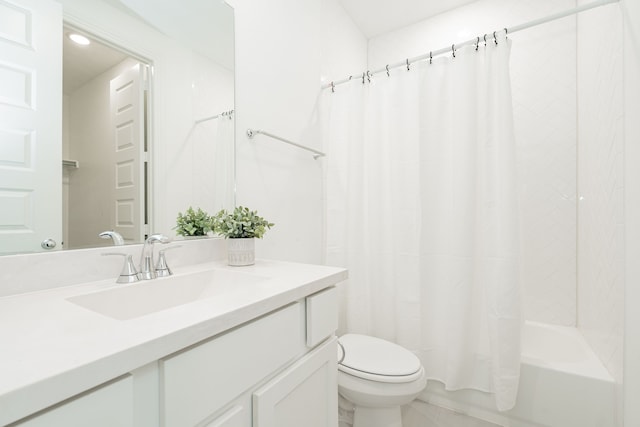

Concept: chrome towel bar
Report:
left=246, top=129, right=325, bottom=159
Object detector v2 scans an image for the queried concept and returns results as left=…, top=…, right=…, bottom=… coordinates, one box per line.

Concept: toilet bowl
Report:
left=337, top=334, right=427, bottom=427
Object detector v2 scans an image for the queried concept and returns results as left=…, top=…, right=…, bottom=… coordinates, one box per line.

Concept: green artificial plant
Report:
left=175, top=207, right=214, bottom=236
left=212, top=206, right=274, bottom=239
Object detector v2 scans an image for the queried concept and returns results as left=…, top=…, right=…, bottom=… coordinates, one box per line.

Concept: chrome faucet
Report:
left=99, top=230, right=125, bottom=246
left=138, top=234, right=170, bottom=280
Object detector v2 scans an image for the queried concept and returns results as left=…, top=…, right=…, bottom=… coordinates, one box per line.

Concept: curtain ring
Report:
left=452, top=44, right=456, bottom=58
left=406, top=58, right=410, bottom=71
left=475, top=36, right=480, bottom=51
left=331, top=81, right=335, bottom=93
left=429, top=51, right=432, bottom=64
left=504, top=27, right=508, bottom=39
left=386, top=64, right=390, bottom=77
left=367, top=70, right=371, bottom=83
left=493, top=31, right=498, bottom=45
left=362, top=72, right=365, bottom=84
left=484, top=33, right=487, bottom=47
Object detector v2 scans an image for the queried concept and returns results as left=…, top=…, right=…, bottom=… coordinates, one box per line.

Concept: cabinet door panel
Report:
left=253, top=338, right=337, bottom=427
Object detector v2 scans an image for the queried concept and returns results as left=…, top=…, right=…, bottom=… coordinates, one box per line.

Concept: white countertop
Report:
left=0, top=259, right=347, bottom=425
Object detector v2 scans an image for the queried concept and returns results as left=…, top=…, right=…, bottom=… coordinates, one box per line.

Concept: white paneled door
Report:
left=110, top=63, right=146, bottom=243
left=0, top=0, right=62, bottom=253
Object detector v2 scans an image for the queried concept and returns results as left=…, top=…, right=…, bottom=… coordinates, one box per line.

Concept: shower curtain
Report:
left=324, top=32, right=521, bottom=411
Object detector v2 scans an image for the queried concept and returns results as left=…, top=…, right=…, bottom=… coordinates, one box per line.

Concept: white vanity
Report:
left=0, top=240, right=346, bottom=427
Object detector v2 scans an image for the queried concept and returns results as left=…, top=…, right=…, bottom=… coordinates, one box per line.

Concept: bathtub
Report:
left=419, top=321, right=616, bottom=427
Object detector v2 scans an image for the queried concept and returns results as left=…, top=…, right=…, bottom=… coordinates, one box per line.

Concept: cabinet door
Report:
left=253, top=338, right=337, bottom=427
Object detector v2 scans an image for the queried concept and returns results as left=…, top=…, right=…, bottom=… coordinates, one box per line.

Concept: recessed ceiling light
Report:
left=68, top=33, right=91, bottom=46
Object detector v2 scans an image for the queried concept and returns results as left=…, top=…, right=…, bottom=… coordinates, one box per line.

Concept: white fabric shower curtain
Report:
left=324, top=32, right=521, bottom=411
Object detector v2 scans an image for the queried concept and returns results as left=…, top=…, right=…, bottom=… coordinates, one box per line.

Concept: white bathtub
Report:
left=419, top=321, right=616, bottom=427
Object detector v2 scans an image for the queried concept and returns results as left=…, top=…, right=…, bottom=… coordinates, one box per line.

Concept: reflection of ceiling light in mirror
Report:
left=68, top=33, right=91, bottom=46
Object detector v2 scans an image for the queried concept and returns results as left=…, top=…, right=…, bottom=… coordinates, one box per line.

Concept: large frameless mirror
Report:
left=0, top=0, right=235, bottom=254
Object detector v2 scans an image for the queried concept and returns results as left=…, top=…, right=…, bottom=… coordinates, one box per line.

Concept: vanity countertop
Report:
left=0, top=259, right=347, bottom=426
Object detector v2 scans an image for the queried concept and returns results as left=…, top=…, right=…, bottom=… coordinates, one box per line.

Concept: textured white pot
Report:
left=227, top=238, right=255, bottom=266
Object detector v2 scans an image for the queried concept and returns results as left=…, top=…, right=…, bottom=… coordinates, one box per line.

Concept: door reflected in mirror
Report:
left=63, top=27, right=149, bottom=250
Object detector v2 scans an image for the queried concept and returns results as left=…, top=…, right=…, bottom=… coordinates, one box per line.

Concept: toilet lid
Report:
left=338, top=334, right=423, bottom=383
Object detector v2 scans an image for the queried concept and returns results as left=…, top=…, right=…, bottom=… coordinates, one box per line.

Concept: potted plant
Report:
left=175, top=207, right=214, bottom=237
left=212, top=206, right=274, bottom=266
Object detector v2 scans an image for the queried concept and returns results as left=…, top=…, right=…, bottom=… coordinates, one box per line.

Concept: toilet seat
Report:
left=338, top=334, right=423, bottom=384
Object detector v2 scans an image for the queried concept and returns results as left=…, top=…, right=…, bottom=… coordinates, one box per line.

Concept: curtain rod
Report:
left=246, top=129, right=326, bottom=159
left=195, top=109, right=234, bottom=124
left=322, top=0, right=619, bottom=90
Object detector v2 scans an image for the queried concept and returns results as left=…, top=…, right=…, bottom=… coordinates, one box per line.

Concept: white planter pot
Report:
left=227, top=238, right=255, bottom=266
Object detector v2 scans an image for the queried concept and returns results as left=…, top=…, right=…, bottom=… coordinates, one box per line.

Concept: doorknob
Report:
left=41, top=239, right=57, bottom=250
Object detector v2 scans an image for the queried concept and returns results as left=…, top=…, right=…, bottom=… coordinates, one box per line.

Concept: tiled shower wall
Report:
left=510, top=0, right=577, bottom=326
left=368, top=0, right=578, bottom=326
left=576, top=0, right=624, bottom=387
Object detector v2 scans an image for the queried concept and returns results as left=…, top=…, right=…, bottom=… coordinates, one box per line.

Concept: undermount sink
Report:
left=66, top=269, right=270, bottom=320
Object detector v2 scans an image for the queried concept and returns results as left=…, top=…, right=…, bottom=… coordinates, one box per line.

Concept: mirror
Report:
left=0, top=0, right=235, bottom=255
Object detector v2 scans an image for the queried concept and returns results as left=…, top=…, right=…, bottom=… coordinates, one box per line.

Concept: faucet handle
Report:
left=147, top=233, right=171, bottom=244
left=155, top=245, right=182, bottom=277
left=103, top=253, right=139, bottom=283
left=99, top=231, right=125, bottom=246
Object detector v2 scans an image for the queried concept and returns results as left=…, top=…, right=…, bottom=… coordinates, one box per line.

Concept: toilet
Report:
left=337, top=334, right=427, bottom=427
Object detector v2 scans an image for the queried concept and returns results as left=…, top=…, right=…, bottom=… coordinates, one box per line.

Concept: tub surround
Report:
left=0, top=241, right=347, bottom=425
left=421, top=321, right=615, bottom=427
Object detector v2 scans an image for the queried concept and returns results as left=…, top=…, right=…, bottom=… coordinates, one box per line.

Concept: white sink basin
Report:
left=66, top=269, right=269, bottom=320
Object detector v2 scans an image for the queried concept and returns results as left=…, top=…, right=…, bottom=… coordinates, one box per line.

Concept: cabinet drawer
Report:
left=13, top=376, right=134, bottom=427
left=160, top=302, right=304, bottom=427
left=306, top=287, right=338, bottom=347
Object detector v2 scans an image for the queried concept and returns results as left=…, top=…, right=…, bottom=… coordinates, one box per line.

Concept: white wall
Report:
left=229, top=0, right=367, bottom=264
left=367, top=0, right=578, bottom=326
left=160, top=51, right=235, bottom=219
left=1, top=0, right=357, bottom=266
left=576, top=3, right=624, bottom=422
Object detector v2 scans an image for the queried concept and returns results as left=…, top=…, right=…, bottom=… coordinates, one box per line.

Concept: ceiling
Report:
left=63, top=28, right=129, bottom=95
left=338, top=0, right=479, bottom=38
left=115, top=0, right=234, bottom=70
left=63, top=0, right=234, bottom=96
